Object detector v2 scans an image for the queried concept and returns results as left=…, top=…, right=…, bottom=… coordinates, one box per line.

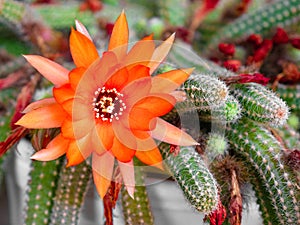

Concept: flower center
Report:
left=92, top=87, right=126, bottom=122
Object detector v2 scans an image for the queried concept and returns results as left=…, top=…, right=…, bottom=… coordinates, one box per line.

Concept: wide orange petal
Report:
left=126, top=65, right=150, bottom=85
left=96, top=122, right=114, bottom=151
left=135, top=147, right=164, bottom=170
left=16, top=102, right=67, bottom=128
left=30, top=133, right=68, bottom=161
left=92, top=151, right=115, bottom=198
left=70, top=28, right=99, bottom=68
left=53, top=84, right=74, bottom=105
left=148, top=33, right=175, bottom=74
left=151, top=68, right=193, bottom=93
left=61, top=117, right=74, bottom=139
left=118, top=160, right=135, bottom=198
left=23, top=55, right=69, bottom=87
left=111, top=137, right=135, bottom=162
left=150, top=118, right=199, bottom=146
left=66, top=136, right=93, bottom=167
left=124, top=36, right=155, bottom=69
left=22, top=97, right=56, bottom=113
left=112, top=121, right=137, bottom=150
left=126, top=93, right=175, bottom=131
left=108, top=11, right=128, bottom=60
left=104, top=66, right=129, bottom=90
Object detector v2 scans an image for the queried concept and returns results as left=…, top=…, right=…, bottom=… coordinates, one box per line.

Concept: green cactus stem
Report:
left=177, top=74, right=228, bottom=112
left=199, top=95, right=241, bottom=122
left=158, top=0, right=189, bottom=26
left=226, top=118, right=299, bottom=225
left=121, top=166, right=154, bottom=225
left=159, top=143, right=218, bottom=213
left=204, top=0, right=300, bottom=54
left=231, top=83, right=289, bottom=126
left=23, top=159, right=64, bottom=225
left=276, top=83, right=300, bottom=112
left=50, top=161, right=92, bottom=225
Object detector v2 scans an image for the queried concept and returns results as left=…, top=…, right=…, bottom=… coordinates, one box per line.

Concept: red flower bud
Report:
left=204, top=199, right=227, bottom=225
left=273, top=27, right=289, bottom=44
left=252, top=39, right=273, bottom=62
left=290, top=37, right=300, bottom=49
left=105, top=23, right=114, bottom=36
left=218, top=43, right=235, bottom=56
left=247, top=34, right=263, bottom=46
left=223, top=60, right=241, bottom=72
left=239, top=73, right=270, bottom=85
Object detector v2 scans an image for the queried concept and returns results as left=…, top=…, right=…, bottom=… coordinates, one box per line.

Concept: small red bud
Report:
left=251, top=39, right=273, bottom=62
left=273, top=27, right=289, bottom=44
left=247, top=34, right=263, bottom=46
left=238, top=73, right=270, bottom=85
left=290, top=37, right=300, bottom=49
left=223, top=60, right=241, bottom=72
left=218, top=43, right=235, bottom=56
left=105, top=23, right=114, bottom=36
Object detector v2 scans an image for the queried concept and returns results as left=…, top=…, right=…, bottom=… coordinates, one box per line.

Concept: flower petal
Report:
left=66, top=135, right=93, bottom=167
left=135, top=147, right=164, bottom=170
left=148, top=33, right=175, bottom=74
left=92, top=152, right=115, bottom=198
left=70, top=28, right=99, bottom=68
left=23, top=55, right=69, bottom=87
left=104, top=66, right=129, bottom=90
left=112, top=122, right=137, bottom=150
left=22, top=97, right=56, bottom=113
left=69, top=67, right=86, bottom=90
left=127, top=65, right=150, bottom=85
left=111, top=137, right=136, bottom=162
left=75, top=20, right=92, bottom=41
left=151, top=68, right=194, bottom=93
left=118, top=160, right=135, bottom=198
left=124, top=37, right=155, bottom=69
left=16, top=102, right=67, bottom=128
left=30, top=133, right=68, bottom=161
left=150, top=118, right=198, bottom=146
left=96, top=122, right=114, bottom=151
left=108, top=11, right=128, bottom=60
left=53, top=84, right=74, bottom=105
left=128, top=94, right=176, bottom=130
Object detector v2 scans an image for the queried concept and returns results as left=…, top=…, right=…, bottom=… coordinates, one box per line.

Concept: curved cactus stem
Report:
left=226, top=118, right=300, bottom=224
left=49, top=161, right=92, bottom=225
left=159, top=143, right=219, bottom=213
left=121, top=166, right=154, bottom=225
left=231, top=83, right=289, bottom=126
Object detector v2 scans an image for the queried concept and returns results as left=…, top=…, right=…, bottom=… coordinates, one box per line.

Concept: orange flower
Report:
left=16, top=12, right=198, bottom=198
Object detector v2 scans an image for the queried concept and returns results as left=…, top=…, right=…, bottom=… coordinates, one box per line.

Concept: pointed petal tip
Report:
left=182, top=67, right=195, bottom=75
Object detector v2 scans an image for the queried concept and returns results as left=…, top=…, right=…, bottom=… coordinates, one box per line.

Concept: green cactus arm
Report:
left=226, top=118, right=300, bottom=225
left=276, top=83, right=300, bottom=112
left=231, top=83, right=289, bottom=126
left=159, top=143, right=219, bottom=213
left=23, top=159, right=64, bottom=225
left=204, top=0, right=300, bottom=54
left=49, top=161, right=92, bottom=225
left=177, top=74, right=228, bottom=111
left=121, top=166, right=154, bottom=225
